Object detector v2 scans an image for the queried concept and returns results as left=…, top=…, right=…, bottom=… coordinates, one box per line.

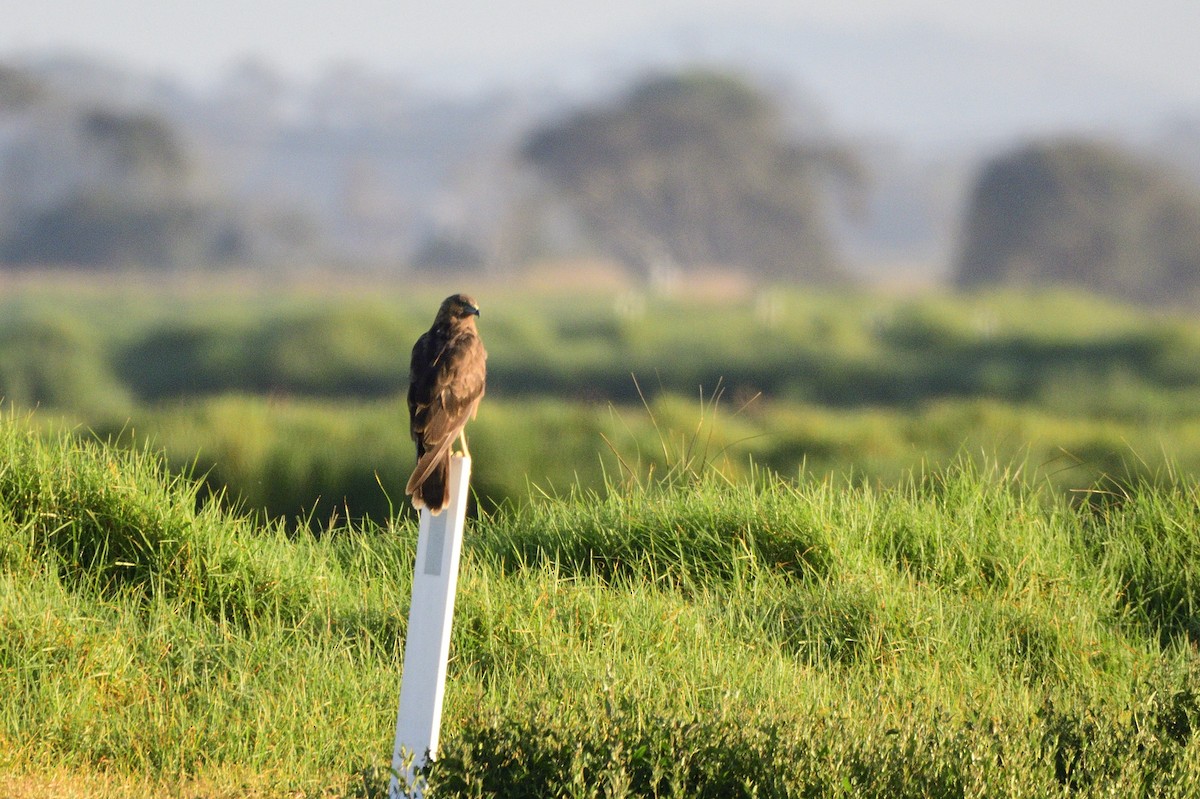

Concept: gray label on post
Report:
left=424, top=518, right=445, bottom=576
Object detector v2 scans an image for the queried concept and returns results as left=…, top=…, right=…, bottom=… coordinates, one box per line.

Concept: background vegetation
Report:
left=5, top=61, right=1200, bottom=308
left=5, top=279, right=1200, bottom=526
left=956, top=138, right=1200, bottom=306
left=521, top=71, right=857, bottom=281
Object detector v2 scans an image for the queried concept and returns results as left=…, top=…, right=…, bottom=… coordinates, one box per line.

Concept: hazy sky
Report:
left=2, top=0, right=1198, bottom=102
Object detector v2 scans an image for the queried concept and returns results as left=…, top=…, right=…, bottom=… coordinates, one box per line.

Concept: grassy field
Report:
left=4, top=277, right=1200, bottom=795
left=3, top=411, right=1200, bottom=797
left=69, top=391, right=1200, bottom=530
left=5, top=276, right=1200, bottom=524
left=6, top=277, right=1200, bottom=415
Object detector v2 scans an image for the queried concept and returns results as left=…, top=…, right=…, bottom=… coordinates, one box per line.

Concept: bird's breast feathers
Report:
left=423, top=331, right=486, bottom=412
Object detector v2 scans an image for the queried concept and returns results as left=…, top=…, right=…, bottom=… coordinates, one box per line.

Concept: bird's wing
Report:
left=408, top=331, right=440, bottom=449
left=421, top=335, right=486, bottom=439
left=406, top=332, right=486, bottom=490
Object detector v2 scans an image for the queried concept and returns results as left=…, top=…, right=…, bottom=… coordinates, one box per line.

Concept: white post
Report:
left=389, top=455, right=472, bottom=799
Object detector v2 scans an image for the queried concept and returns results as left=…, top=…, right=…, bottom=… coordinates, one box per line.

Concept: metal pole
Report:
left=389, top=455, right=471, bottom=799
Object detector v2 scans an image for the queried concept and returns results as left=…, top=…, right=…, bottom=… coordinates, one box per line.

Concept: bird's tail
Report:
left=406, top=448, right=451, bottom=514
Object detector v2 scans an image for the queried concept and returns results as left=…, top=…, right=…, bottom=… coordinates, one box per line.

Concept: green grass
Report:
left=66, top=390, right=1200, bottom=529
left=7, top=278, right=1200, bottom=524
left=6, top=280, right=1200, bottom=413
left=5, top=277, right=1200, bottom=794
left=4, top=411, right=1200, bottom=797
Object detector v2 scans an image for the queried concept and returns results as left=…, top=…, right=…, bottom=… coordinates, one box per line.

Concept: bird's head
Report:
left=437, top=294, right=481, bottom=324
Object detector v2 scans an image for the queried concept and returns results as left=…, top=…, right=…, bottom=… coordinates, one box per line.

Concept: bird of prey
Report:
left=406, top=294, right=487, bottom=514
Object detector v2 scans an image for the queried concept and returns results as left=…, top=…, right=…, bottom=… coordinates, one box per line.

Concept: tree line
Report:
left=2, top=62, right=1199, bottom=305
left=0, top=66, right=248, bottom=268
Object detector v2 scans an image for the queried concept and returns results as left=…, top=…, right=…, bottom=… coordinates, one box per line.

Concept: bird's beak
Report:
left=467, top=304, right=480, bottom=317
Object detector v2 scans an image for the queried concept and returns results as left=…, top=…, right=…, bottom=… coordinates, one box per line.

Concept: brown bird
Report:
left=406, top=294, right=487, bottom=514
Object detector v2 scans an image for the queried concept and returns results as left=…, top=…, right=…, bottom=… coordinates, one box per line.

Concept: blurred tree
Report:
left=956, top=138, right=1200, bottom=305
left=520, top=70, right=857, bottom=282
left=0, top=65, right=44, bottom=110
left=0, top=313, right=131, bottom=416
left=412, top=231, right=486, bottom=273
left=81, top=109, right=187, bottom=192
left=0, top=66, right=251, bottom=269
left=0, top=192, right=246, bottom=268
